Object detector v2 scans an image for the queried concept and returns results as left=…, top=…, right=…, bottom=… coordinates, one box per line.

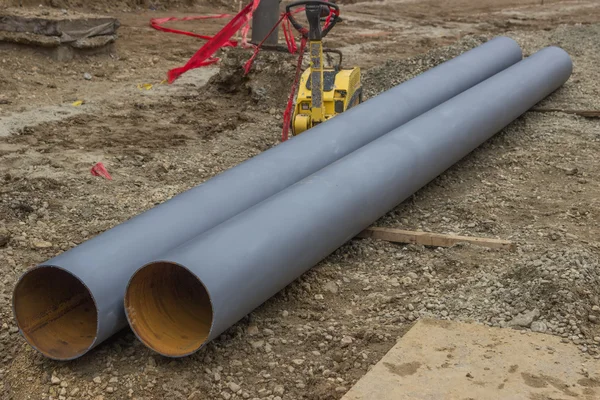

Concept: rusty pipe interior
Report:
left=12, top=266, right=98, bottom=360
left=124, top=262, right=213, bottom=357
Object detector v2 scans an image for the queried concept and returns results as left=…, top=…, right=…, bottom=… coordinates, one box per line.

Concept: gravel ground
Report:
left=1, top=20, right=600, bottom=400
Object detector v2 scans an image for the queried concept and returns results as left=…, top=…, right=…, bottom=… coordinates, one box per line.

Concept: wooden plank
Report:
left=357, top=227, right=514, bottom=250
left=530, top=108, right=600, bottom=118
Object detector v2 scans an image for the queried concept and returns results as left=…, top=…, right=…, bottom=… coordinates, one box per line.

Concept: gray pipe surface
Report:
left=13, top=38, right=522, bottom=360
left=124, top=46, right=572, bottom=357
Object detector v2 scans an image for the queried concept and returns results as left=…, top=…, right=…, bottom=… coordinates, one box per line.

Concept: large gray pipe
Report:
left=124, top=46, right=572, bottom=357
left=12, top=38, right=522, bottom=360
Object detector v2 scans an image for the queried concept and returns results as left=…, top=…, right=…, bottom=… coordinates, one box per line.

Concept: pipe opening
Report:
left=125, top=262, right=213, bottom=357
left=13, top=266, right=98, bottom=360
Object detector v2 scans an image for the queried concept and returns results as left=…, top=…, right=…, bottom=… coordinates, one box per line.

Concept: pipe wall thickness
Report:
left=13, top=38, right=522, bottom=360
left=125, top=46, right=572, bottom=357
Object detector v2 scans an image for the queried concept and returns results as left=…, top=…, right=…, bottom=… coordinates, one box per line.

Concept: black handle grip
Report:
left=286, top=1, right=340, bottom=39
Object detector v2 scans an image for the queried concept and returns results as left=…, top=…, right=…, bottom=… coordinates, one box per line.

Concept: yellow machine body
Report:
left=292, top=40, right=362, bottom=136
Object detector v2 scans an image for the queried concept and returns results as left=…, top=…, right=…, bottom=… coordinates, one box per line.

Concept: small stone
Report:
left=84, top=72, right=93, bottom=80
left=221, top=392, right=231, bottom=400
left=282, top=310, right=289, bottom=318
left=228, top=382, right=241, bottom=393
left=34, top=240, right=53, bottom=248
left=214, top=373, right=221, bottom=382
left=106, top=387, right=114, bottom=393
left=407, top=303, right=414, bottom=311
left=247, top=325, right=259, bottom=336
left=589, top=315, right=598, bottom=324
left=593, top=337, right=600, bottom=343
left=51, top=376, right=61, bottom=385
left=93, top=376, right=102, bottom=384
left=314, top=294, right=324, bottom=300
left=341, top=336, right=353, bottom=346
left=251, top=340, right=264, bottom=349
left=292, top=359, right=304, bottom=365
left=565, top=167, right=578, bottom=176
left=324, top=281, right=338, bottom=294
left=335, top=386, right=347, bottom=393
left=509, top=309, right=540, bottom=328
left=592, top=306, right=600, bottom=312
left=530, top=321, right=547, bottom=333
left=109, top=377, right=118, bottom=384
left=188, top=391, right=201, bottom=400
left=70, top=388, right=79, bottom=396
left=466, top=372, right=474, bottom=379
left=60, top=381, right=68, bottom=388
left=273, top=385, right=285, bottom=396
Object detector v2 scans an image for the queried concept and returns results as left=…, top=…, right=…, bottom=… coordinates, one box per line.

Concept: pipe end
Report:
left=12, top=266, right=98, bottom=360
left=124, top=262, right=213, bottom=357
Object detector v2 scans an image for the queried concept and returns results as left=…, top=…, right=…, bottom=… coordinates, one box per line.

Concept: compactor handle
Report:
left=286, top=1, right=340, bottom=40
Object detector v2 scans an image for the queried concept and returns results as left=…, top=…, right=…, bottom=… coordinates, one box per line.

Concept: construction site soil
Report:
left=1, top=0, right=600, bottom=399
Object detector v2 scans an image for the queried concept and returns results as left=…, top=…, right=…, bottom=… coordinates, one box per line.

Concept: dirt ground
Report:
left=1, top=0, right=600, bottom=399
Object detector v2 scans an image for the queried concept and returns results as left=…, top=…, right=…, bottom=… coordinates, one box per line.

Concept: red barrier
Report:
left=150, top=14, right=236, bottom=45
left=164, top=2, right=257, bottom=82
left=91, top=162, right=112, bottom=180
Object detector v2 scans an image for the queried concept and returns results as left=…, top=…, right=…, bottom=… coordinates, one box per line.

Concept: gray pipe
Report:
left=124, top=46, right=572, bottom=357
left=12, top=38, right=522, bottom=360
left=251, top=0, right=280, bottom=46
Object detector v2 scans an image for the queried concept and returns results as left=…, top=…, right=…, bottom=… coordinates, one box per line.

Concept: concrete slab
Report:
left=0, top=8, right=119, bottom=38
left=0, top=9, right=118, bottom=61
left=342, top=319, right=600, bottom=400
